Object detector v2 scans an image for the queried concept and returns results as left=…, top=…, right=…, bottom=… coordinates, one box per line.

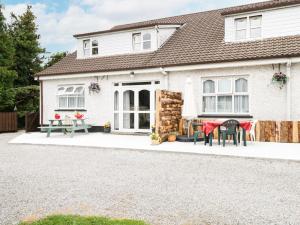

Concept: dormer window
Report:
left=250, top=15, right=262, bottom=38
left=235, top=17, right=247, bottom=40
left=92, top=40, right=98, bottom=55
left=132, top=32, right=152, bottom=51
left=143, top=33, right=151, bottom=50
left=235, top=15, right=262, bottom=41
left=83, top=39, right=90, bottom=56
left=132, top=33, right=141, bottom=51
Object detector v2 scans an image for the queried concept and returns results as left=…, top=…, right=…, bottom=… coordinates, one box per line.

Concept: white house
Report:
left=36, top=0, right=300, bottom=133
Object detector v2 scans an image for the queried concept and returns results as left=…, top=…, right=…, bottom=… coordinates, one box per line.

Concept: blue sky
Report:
left=2, top=0, right=264, bottom=55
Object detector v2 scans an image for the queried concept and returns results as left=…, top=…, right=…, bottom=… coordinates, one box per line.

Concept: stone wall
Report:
left=155, top=90, right=183, bottom=141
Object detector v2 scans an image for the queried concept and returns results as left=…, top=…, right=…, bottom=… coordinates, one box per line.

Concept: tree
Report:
left=9, top=5, right=45, bottom=87
left=0, top=4, right=17, bottom=111
left=44, top=52, right=67, bottom=69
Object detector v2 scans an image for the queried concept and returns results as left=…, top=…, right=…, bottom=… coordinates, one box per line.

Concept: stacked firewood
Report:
left=155, top=90, right=183, bottom=141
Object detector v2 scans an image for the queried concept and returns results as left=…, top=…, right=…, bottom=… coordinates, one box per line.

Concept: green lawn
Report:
left=19, top=215, right=150, bottom=225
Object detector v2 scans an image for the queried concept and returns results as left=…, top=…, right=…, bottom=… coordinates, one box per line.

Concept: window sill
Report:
left=198, top=114, right=253, bottom=119
left=55, top=109, right=87, bottom=112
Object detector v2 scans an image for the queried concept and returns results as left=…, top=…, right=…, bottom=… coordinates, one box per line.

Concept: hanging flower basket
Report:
left=271, top=72, right=287, bottom=89
left=89, top=82, right=101, bottom=94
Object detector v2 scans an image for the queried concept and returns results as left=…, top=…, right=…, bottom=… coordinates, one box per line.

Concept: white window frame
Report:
left=56, top=85, right=85, bottom=110
left=91, top=39, right=99, bottom=55
left=235, top=17, right=247, bottom=41
left=132, top=32, right=152, bottom=52
left=234, top=15, right=262, bottom=41
left=142, top=33, right=151, bottom=50
left=132, top=33, right=142, bottom=52
left=201, top=76, right=250, bottom=115
left=249, top=15, right=262, bottom=39
left=83, top=39, right=90, bottom=56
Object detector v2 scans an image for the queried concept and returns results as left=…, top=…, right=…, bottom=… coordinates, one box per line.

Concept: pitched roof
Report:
left=221, top=0, right=300, bottom=15
left=74, top=22, right=183, bottom=38
left=37, top=0, right=300, bottom=77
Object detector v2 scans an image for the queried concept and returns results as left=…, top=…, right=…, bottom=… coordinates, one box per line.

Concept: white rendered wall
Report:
left=42, top=73, right=164, bottom=126
left=77, top=28, right=157, bottom=59
left=291, top=63, right=300, bottom=120
left=76, top=26, right=179, bottom=59
left=225, top=5, right=300, bottom=42
left=42, top=62, right=300, bottom=126
left=167, top=64, right=300, bottom=120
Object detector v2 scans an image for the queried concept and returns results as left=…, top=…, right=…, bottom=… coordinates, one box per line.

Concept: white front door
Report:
left=113, top=81, right=157, bottom=133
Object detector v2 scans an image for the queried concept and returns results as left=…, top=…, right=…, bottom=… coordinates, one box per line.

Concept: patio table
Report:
left=203, top=120, right=252, bottom=146
left=40, top=118, right=91, bottom=137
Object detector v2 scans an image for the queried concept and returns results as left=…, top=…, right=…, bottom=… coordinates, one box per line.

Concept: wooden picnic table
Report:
left=40, top=118, right=91, bottom=137
left=203, top=120, right=252, bottom=147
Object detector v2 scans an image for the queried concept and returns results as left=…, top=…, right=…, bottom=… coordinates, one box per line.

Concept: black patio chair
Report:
left=219, top=119, right=240, bottom=147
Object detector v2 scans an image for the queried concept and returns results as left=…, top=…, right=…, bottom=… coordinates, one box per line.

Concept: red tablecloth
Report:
left=203, top=121, right=252, bottom=136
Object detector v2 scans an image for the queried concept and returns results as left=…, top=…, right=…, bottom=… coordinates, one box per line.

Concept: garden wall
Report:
left=155, top=90, right=183, bottom=141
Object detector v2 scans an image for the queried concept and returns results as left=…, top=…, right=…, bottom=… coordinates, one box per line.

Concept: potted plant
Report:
left=74, top=111, right=84, bottom=119
left=151, top=125, right=156, bottom=133
left=88, top=82, right=101, bottom=94
left=103, top=122, right=111, bottom=133
left=272, top=72, right=288, bottom=89
left=54, top=113, right=61, bottom=120
left=168, top=132, right=177, bottom=142
left=150, top=133, right=161, bottom=145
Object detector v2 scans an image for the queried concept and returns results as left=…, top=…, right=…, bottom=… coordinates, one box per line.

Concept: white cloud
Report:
left=2, top=0, right=266, bottom=53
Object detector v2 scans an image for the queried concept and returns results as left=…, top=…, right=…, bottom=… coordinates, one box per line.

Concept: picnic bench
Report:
left=39, top=118, right=91, bottom=137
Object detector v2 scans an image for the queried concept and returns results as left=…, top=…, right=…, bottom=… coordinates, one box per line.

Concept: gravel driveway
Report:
left=1, top=132, right=300, bottom=225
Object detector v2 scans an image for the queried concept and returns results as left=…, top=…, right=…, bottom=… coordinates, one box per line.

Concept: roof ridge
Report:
left=75, top=1, right=281, bottom=37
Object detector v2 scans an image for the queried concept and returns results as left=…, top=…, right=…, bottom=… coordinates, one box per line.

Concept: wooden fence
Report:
left=0, top=112, right=18, bottom=132
left=256, top=121, right=300, bottom=143
left=25, top=112, right=40, bottom=132
left=179, top=119, right=300, bottom=143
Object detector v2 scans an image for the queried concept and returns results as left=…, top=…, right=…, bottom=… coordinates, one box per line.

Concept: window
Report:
left=83, top=39, right=90, bottom=56
left=132, top=33, right=141, bottom=51
left=202, top=77, right=249, bottom=114
left=142, top=33, right=151, bottom=50
left=132, top=32, right=152, bottom=51
left=56, top=85, right=85, bottom=109
left=250, top=15, right=262, bottom=38
left=234, top=78, right=249, bottom=113
left=235, top=17, right=247, bottom=40
left=92, top=40, right=98, bottom=55
left=235, top=15, right=262, bottom=41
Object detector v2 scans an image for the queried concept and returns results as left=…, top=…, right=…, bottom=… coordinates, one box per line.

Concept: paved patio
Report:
left=9, top=132, right=300, bottom=161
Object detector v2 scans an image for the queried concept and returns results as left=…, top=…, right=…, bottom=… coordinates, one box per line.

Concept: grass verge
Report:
left=19, top=215, right=150, bottom=225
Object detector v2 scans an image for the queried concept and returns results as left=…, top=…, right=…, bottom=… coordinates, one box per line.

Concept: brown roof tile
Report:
left=221, top=0, right=300, bottom=15
left=37, top=0, right=300, bottom=77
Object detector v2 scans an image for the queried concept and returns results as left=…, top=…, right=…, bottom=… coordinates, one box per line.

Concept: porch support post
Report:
left=40, top=80, right=43, bottom=126
left=160, top=67, right=169, bottom=90
left=164, top=74, right=169, bottom=90
left=286, top=59, right=292, bottom=120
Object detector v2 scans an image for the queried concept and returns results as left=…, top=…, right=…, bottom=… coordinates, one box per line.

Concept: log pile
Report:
left=155, top=90, right=183, bottom=141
